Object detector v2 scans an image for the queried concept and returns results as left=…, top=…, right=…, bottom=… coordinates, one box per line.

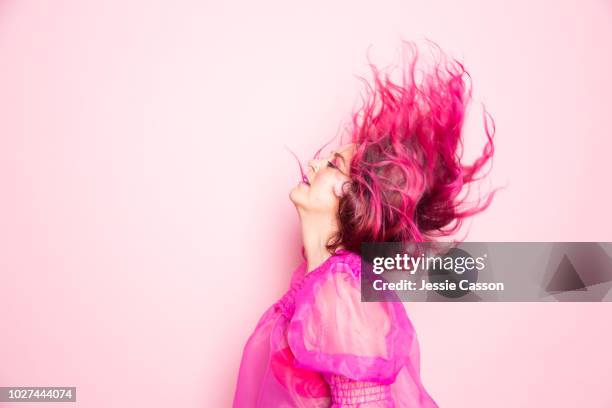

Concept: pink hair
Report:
left=322, top=39, right=502, bottom=253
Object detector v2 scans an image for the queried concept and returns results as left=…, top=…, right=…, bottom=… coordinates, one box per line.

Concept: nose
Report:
left=308, top=159, right=320, bottom=173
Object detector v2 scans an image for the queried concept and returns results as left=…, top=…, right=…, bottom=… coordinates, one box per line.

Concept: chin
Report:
left=289, top=185, right=303, bottom=205
left=291, top=185, right=314, bottom=211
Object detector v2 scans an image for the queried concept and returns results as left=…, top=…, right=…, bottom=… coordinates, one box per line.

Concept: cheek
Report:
left=310, top=175, right=340, bottom=207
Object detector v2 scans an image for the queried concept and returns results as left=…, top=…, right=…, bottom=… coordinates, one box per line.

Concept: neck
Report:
left=298, top=209, right=341, bottom=273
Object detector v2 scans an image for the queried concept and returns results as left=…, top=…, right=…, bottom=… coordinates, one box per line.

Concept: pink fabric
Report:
left=233, top=249, right=438, bottom=407
left=328, top=374, right=393, bottom=407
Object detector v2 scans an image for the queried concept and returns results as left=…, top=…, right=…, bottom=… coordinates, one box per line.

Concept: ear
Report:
left=333, top=181, right=350, bottom=198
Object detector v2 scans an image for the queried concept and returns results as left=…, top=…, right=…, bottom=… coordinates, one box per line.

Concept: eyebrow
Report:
left=332, top=152, right=347, bottom=171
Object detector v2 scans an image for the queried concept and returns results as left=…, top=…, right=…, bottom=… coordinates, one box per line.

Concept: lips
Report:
left=302, top=165, right=316, bottom=186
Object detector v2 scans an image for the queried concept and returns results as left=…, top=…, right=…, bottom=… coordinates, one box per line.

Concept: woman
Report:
left=233, top=40, right=497, bottom=407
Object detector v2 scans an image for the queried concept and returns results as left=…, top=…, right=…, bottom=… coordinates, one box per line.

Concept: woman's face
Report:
left=290, top=143, right=356, bottom=214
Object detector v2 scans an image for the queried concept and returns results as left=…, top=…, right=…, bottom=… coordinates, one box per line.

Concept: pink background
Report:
left=1, top=0, right=612, bottom=407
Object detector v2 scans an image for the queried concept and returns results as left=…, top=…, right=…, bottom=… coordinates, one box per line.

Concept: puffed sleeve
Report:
left=287, top=260, right=414, bottom=385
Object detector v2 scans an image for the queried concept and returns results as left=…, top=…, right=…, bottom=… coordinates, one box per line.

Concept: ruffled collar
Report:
left=279, top=249, right=361, bottom=318
left=295, top=249, right=361, bottom=285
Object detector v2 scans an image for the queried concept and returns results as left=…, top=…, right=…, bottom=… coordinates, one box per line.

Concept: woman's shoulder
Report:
left=287, top=249, right=415, bottom=383
left=293, top=250, right=363, bottom=306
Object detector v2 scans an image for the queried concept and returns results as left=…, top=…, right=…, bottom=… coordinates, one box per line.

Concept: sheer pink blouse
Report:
left=233, top=249, right=438, bottom=407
